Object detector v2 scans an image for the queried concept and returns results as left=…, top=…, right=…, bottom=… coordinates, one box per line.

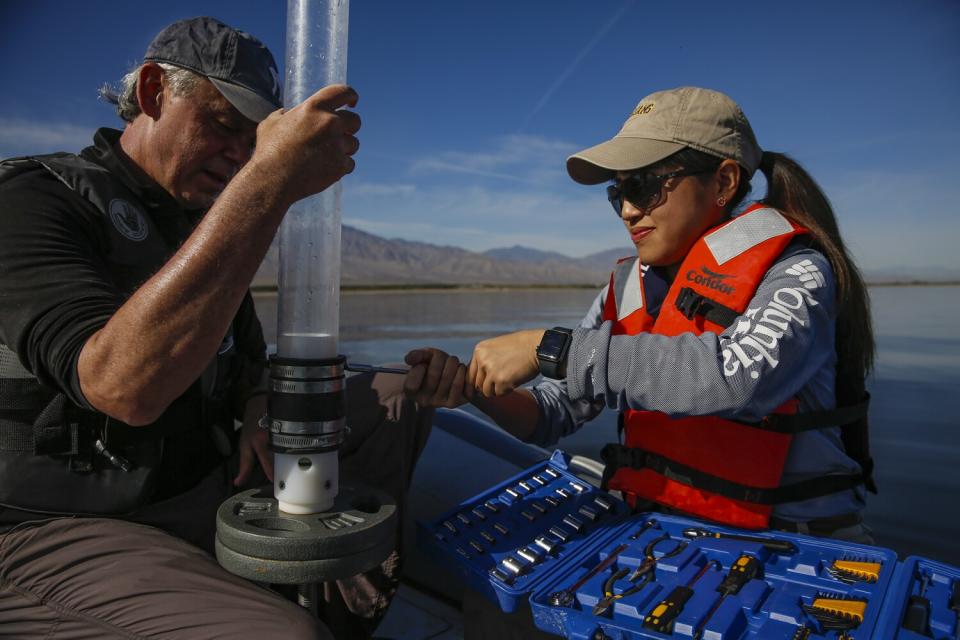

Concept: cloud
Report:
left=0, top=118, right=93, bottom=159
left=408, top=134, right=578, bottom=186
left=348, top=182, right=417, bottom=198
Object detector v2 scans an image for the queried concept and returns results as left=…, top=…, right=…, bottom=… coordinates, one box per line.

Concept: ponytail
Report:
left=758, top=150, right=875, bottom=390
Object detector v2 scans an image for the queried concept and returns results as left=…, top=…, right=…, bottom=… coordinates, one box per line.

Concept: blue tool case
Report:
left=874, top=556, right=960, bottom=639
left=417, top=450, right=632, bottom=613
left=418, top=450, right=958, bottom=639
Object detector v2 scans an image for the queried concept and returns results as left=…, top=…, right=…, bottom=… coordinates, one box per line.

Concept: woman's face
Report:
left=615, top=166, right=726, bottom=269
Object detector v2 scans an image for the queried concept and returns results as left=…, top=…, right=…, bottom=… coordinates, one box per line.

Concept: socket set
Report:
left=874, top=556, right=960, bottom=639
left=418, top=450, right=630, bottom=612
left=420, top=451, right=960, bottom=638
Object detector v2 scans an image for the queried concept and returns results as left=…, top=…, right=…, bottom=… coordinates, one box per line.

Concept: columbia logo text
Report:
left=721, top=285, right=820, bottom=380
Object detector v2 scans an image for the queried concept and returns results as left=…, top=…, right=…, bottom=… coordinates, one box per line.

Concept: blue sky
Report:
left=1, top=1, right=958, bottom=275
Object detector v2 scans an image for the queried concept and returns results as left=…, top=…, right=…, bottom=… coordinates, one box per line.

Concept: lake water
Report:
left=255, top=285, right=960, bottom=565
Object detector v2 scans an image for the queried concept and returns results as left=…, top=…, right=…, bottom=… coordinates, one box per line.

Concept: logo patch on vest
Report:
left=109, top=199, right=148, bottom=242
left=685, top=266, right=735, bottom=294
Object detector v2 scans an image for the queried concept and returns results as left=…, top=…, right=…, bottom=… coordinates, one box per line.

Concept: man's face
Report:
left=150, top=79, right=258, bottom=209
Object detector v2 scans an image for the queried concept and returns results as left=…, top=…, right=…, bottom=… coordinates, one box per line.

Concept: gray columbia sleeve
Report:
left=526, top=287, right=608, bottom=447
left=565, top=247, right=838, bottom=421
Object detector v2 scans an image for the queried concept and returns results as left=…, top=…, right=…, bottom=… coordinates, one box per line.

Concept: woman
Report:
left=437, top=86, right=876, bottom=540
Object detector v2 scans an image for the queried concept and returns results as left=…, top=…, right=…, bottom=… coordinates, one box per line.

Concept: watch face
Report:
left=538, top=330, right=568, bottom=360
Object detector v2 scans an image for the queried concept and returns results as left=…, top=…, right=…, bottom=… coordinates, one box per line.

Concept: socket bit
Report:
left=549, top=525, right=571, bottom=542
left=517, top=546, right=541, bottom=564
left=562, top=514, right=584, bottom=533
left=534, top=535, right=558, bottom=554
left=502, top=556, right=527, bottom=576
left=593, top=496, right=612, bottom=511
left=578, top=505, right=598, bottom=521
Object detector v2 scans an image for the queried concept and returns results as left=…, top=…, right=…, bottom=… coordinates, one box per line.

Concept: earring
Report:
left=717, top=196, right=727, bottom=207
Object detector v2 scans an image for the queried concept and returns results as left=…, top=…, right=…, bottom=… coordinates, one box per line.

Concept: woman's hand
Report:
left=467, top=329, right=545, bottom=397
left=403, top=348, right=471, bottom=408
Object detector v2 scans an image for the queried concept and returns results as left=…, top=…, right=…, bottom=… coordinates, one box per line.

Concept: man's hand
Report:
left=403, top=348, right=471, bottom=408
left=250, top=84, right=361, bottom=207
left=467, top=329, right=545, bottom=397
left=234, top=395, right=273, bottom=487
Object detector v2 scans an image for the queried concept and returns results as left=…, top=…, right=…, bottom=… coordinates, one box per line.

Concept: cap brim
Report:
left=210, top=78, right=280, bottom=123
left=566, top=137, right=686, bottom=185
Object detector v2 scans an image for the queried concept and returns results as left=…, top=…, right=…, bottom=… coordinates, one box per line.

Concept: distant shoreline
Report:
left=251, top=281, right=959, bottom=295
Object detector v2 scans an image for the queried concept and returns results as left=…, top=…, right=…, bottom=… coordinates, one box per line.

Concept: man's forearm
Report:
left=78, top=162, right=290, bottom=425
left=470, top=388, right=541, bottom=442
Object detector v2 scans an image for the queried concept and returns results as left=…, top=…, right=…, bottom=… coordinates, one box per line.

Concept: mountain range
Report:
left=253, top=225, right=960, bottom=288
left=254, top=225, right=630, bottom=287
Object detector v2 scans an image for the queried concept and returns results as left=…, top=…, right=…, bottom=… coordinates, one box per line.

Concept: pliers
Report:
left=591, top=534, right=688, bottom=616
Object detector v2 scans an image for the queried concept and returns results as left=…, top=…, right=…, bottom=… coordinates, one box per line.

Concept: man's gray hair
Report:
left=99, top=63, right=203, bottom=123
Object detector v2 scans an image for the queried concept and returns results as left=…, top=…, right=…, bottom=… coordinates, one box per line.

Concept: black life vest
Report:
left=0, top=153, right=239, bottom=517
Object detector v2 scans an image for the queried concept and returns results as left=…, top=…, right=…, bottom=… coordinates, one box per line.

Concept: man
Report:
left=0, top=16, right=460, bottom=638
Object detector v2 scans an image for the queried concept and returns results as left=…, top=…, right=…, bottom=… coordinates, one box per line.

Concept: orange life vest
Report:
left=600, top=205, right=868, bottom=529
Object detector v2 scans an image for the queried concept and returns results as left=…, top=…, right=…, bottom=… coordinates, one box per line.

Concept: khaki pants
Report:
left=0, top=372, right=433, bottom=639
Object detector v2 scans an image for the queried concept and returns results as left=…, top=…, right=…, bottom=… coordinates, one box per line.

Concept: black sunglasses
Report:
left=606, top=168, right=714, bottom=217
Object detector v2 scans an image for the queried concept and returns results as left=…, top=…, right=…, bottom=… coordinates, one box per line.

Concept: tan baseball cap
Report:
left=566, top=86, right=762, bottom=185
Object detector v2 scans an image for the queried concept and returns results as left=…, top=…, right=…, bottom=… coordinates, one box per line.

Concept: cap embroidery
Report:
left=630, top=102, right=655, bottom=117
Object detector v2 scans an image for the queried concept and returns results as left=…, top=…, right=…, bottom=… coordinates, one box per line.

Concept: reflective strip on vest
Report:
left=613, top=258, right=644, bottom=321
left=704, top=207, right=793, bottom=265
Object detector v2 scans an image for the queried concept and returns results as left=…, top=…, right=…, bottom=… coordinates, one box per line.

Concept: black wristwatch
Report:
left=536, top=327, right=572, bottom=380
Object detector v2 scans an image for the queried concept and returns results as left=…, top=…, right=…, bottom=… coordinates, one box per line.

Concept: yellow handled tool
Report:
left=827, top=559, right=881, bottom=584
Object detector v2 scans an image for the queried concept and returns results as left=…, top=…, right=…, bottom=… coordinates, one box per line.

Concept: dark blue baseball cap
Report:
left=144, top=16, right=282, bottom=123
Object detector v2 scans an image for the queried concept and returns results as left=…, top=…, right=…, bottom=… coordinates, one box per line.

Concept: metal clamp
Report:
left=270, top=417, right=347, bottom=435
left=270, top=378, right=344, bottom=394
left=271, top=362, right=344, bottom=380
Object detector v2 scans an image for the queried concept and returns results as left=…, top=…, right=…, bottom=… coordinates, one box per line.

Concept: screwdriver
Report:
left=902, top=573, right=931, bottom=636
left=683, top=527, right=797, bottom=554
left=693, top=555, right=762, bottom=639
left=643, top=560, right=717, bottom=633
